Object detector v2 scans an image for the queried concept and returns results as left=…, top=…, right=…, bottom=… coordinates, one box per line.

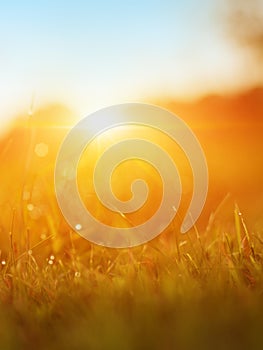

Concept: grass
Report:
left=1, top=204, right=263, bottom=350
left=0, top=104, right=262, bottom=349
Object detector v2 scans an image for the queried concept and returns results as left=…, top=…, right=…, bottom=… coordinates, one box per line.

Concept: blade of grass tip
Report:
left=175, top=209, right=199, bottom=261
left=69, top=230, right=77, bottom=268
left=234, top=203, right=242, bottom=255
left=106, top=254, right=120, bottom=275
left=223, top=233, right=240, bottom=285
left=240, top=213, right=256, bottom=261
left=224, top=232, right=235, bottom=261
left=190, top=211, right=205, bottom=258
left=148, top=242, right=176, bottom=266
left=174, top=226, right=181, bottom=262
left=170, top=208, right=188, bottom=262
left=28, top=251, right=40, bottom=272
left=109, top=202, right=135, bottom=228
left=185, top=253, right=199, bottom=275
left=185, top=230, right=199, bottom=262
left=206, top=193, right=231, bottom=233
left=14, top=233, right=55, bottom=264
left=170, top=214, right=181, bottom=262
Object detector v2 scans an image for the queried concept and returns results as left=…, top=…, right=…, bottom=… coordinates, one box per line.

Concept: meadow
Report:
left=0, top=89, right=262, bottom=350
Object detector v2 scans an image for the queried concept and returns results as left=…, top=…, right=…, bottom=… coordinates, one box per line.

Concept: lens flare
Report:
left=54, top=103, right=208, bottom=248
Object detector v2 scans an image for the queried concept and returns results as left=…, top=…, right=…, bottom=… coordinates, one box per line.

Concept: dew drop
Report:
left=40, top=233, right=47, bottom=240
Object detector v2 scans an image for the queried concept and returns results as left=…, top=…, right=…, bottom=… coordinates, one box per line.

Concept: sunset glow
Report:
left=0, top=1, right=263, bottom=349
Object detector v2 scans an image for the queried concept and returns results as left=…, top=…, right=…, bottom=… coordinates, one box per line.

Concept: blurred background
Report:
left=1, top=0, right=262, bottom=127
left=0, top=0, right=262, bottom=252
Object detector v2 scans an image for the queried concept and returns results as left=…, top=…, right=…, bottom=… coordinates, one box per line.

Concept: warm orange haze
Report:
left=0, top=87, right=262, bottom=252
left=1, top=0, right=263, bottom=349
left=0, top=88, right=263, bottom=349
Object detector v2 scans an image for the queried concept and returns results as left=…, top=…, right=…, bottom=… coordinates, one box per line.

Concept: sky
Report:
left=0, top=0, right=259, bottom=129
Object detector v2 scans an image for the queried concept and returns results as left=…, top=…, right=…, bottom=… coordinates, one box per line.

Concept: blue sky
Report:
left=0, top=0, right=255, bottom=128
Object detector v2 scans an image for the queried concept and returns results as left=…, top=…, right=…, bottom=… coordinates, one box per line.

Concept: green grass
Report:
left=1, top=207, right=263, bottom=350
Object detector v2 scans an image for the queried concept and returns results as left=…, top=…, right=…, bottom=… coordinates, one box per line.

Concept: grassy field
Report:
left=0, top=94, right=262, bottom=350
left=1, top=204, right=263, bottom=350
